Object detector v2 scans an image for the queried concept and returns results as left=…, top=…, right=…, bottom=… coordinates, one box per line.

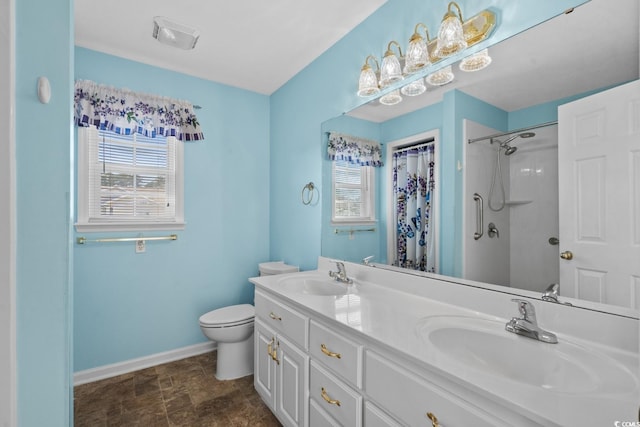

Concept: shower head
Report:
left=504, top=145, right=517, bottom=155
left=495, top=131, right=535, bottom=155
left=502, top=131, right=536, bottom=144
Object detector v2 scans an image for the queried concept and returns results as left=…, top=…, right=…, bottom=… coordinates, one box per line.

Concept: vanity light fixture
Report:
left=379, top=41, right=404, bottom=87
left=459, top=48, right=492, bottom=72
left=355, top=3, right=496, bottom=101
left=379, top=89, right=403, bottom=106
left=405, top=23, right=432, bottom=74
left=357, top=55, right=381, bottom=97
left=434, top=2, right=467, bottom=58
left=426, top=65, right=454, bottom=86
left=400, top=67, right=427, bottom=97
left=152, top=16, right=200, bottom=50
left=400, top=77, right=427, bottom=97
left=435, top=1, right=467, bottom=58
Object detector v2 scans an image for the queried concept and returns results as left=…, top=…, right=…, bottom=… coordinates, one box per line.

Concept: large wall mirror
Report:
left=321, top=0, right=639, bottom=317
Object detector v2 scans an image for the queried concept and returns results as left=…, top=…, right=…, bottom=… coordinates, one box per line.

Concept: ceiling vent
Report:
left=152, top=16, right=200, bottom=50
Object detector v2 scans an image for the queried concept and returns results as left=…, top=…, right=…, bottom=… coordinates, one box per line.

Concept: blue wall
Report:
left=15, top=0, right=73, bottom=425
left=73, top=48, right=271, bottom=371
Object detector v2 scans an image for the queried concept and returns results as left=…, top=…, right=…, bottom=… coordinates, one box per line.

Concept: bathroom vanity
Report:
left=250, top=257, right=639, bottom=427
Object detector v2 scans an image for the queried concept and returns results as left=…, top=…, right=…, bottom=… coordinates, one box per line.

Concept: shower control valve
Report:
left=487, top=222, right=499, bottom=238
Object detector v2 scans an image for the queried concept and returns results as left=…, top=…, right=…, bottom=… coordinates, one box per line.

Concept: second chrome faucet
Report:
left=505, top=299, right=558, bottom=344
left=328, top=261, right=353, bottom=284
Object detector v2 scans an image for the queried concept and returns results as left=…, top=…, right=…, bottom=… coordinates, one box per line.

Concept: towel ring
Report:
left=302, top=182, right=317, bottom=205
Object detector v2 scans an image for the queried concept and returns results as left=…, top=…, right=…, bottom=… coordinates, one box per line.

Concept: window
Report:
left=76, top=126, right=184, bottom=231
left=331, top=160, right=375, bottom=224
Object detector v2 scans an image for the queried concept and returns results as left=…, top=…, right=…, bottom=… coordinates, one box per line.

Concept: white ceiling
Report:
left=349, top=0, right=639, bottom=122
left=74, top=0, right=387, bottom=95
left=75, top=0, right=638, bottom=115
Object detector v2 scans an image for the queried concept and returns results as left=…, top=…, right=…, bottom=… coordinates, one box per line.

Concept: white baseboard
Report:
left=73, top=341, right=217, bottom=386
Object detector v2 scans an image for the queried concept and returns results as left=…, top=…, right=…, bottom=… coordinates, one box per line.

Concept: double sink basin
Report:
left=275, top=272, right=637, bottom=396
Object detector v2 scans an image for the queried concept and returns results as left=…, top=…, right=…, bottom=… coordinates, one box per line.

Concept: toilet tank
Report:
left=258, top=261, right=299, bottom=276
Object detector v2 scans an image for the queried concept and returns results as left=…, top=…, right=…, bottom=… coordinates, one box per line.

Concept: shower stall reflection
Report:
left=464, top=121, right=559, bottom=293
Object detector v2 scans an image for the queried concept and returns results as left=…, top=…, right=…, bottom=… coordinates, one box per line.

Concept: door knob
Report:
left=560, top=251, right=573, bottom=260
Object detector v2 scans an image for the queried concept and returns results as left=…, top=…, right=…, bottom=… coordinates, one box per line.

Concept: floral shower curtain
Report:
left=392, top=144, right=436, bottom=272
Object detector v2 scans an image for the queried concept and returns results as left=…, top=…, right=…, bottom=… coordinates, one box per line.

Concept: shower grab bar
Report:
left=473, top=193, right=484, bottom=240
left=77, top=234, right=177, bottom=244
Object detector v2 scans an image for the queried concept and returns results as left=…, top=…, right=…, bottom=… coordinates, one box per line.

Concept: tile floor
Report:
left=74, top=351, right=281, bottom=426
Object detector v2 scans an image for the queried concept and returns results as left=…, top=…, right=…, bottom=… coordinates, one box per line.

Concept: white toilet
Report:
left=199, top=261, right=298, bottom=380
left=199, top=304, right=255, bottom=380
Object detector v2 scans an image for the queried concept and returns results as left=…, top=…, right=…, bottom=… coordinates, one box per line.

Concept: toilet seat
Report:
left=199, top=304, right=255, bottom=328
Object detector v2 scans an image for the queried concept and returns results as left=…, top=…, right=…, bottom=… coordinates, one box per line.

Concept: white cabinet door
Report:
left=255, top=319, right=309, bottom=427
left=254, top=320, right=276, bottom=410
left=558, top=80, right=640, bottom=307
left=276, top=334, right=308, bottom=427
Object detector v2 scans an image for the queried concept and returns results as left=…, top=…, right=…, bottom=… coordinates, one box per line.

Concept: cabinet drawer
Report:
left=364, top=402, right=402, bottom=427
left=309, top=398, right=341, bottom=427
left=309, top=320, right=362, bottom=387
left=255, top=290, right=308, bottom=349
left=364, top=351, right=500, bottom=427
left=310, top=360, right=362, bottom=427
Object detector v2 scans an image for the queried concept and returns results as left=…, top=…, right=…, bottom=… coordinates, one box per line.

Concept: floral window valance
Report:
left=327, top=132, right=383, bottom=167
left=74, top=80, right=204, bottom=142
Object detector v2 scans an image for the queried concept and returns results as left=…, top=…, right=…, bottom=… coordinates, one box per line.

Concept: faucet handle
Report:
left=362, top=255, right=374, bottom=265
left=511, top=298, right=536, bottom=322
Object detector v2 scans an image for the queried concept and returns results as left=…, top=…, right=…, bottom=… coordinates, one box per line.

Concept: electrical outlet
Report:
left=135, top=240, right=146, bottom=253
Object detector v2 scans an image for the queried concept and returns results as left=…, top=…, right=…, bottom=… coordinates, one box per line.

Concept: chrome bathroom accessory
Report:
left=473, top=193, right=483, bottom=240
left=487, top=222, right=499, bottom=238
left=76, top=234, right=177, bottom=244
left=328, top=261, right=353, bottom=284
left=301, top=181, right=317, bottom=205
left=541, top=283, right=572, bottom=306
left=487, top=132, right=536, bottom=211
left=362, top=255, right=375, bottom=265
left=505, top=299, right=558, bottom=344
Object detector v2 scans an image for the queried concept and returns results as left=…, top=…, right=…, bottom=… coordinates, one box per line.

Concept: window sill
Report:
left=75, top=222, right=185, bottom=233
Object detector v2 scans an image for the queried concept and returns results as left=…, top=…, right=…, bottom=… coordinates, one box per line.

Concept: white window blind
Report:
left=332, top=160, right=374, bottom=223
left=76, top=126, right=184, bottom=231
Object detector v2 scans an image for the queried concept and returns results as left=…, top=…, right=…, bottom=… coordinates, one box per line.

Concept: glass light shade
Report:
left=400, top=77, right=426, bottom=97
left=405, top=33, right=430, bottom=74
left=357, top=65, right=380, bottom=97
left=426, top=65, right=454, bottom=86
left=434, top=12, right=467, bottom=57
left=379, top=89, right=402, bottom=106
left=380, top=53, right=403, bottom=87
left=459, top=49, right=492, bottom=72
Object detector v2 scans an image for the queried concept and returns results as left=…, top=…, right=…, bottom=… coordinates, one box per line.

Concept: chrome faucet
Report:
left=362, top=255, right=374, bottom=266
left=541, top=283, right=572, bottom=306
left=328, top=261, right=353, bottom=284
left=505, top=299, right=558, bottom=344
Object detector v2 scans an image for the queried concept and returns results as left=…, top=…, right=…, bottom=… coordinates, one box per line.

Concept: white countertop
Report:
left=250, top=257, right=640, bottom=427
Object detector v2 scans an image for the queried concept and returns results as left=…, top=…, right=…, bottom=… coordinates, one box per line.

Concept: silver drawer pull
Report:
left=321, top=387, right=341, bottom=407
left=320, top=343, right=342, bottom=359
left=269, top=312, right=282, bottom=321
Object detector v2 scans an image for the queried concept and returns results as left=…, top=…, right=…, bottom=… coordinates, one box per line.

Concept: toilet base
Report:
left=215, top=333, right=254, bottom=380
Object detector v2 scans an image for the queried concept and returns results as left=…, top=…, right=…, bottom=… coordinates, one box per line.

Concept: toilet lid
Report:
left=199, top=304, right=254, bottom=326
